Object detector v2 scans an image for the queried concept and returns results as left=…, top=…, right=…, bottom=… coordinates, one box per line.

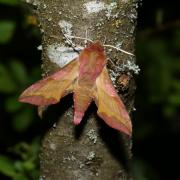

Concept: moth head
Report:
left=87, top=41, right=104, bottom=53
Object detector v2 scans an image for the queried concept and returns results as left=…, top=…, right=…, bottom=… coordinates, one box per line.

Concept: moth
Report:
left=19, top=41, right=132, bottom=136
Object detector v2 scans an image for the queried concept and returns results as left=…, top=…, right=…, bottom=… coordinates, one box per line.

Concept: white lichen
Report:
left=49, top=143, right=56, bottom=150
left=109, top=69, right=118, bottom=85
left=110, top=58, right=140, bottom=76
left=37, top=45, right=42, bottom=50
left=25, top=0, right=31, bottom=3
left=39, top=176, right=45, bottom=180
left=87, top=129, right=97, bottom=144
left=83, top=1, right=117, bottom=19
left=58, top=20, right=73, bottom=36
left=87, top=151, right=95, bottom=160
left=121, top=0, right=130, bottom=3
left=63, top=155, right=77, bottom=163
left=25, top=0, right=40, bottom=6
left=122, top=60, right=140, bottom=74
left=79, top=163, right=85, bottom=169
left=84, top=1, right=106, bottom=14
left=48, top=17, right=52, bottom=22
left=43, top=3, right=47, bottom=9
left=71, top=155, right=76, bottom=161
left=62, top=156, right=70, bottom=162
left=53, top=122, right=56, bottom=128
left=40, top=28, right=44, bottom=33
left=58, top=20, right=81, bottom=47
left=115, top=41, right=123, bottom=49
left=47, top=43, right=79, bottom=68
left=105, top=2, right=118, bottom=19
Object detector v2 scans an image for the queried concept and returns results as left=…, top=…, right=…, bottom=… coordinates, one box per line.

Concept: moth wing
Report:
left=94, top=67, right=132, bottom=136
left=73, top=85, right=92, bottom=125
left=19, top=59, right=79, bottom=105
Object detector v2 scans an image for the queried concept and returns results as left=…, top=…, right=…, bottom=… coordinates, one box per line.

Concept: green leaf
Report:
left=172, top=79, right=180, bottom=91
left=163, top=105, right=176, bottom=118
left=30, top=138, right=40, bottom=155
left=22, top=160, right=35, bottom=171
left=29, top=169, right=39, bottom=180
left=0, top=21, right=16, bottom=44
left=9, top=60, right=28, bottom=84
left=173, top=29, right=180, bottom=51
left=5, top=96, right=22, bottom=113
left=168, top=94, right=180, bottom=105
left=0, top=0, right=20, bottom=6
left=0, top=63, right=17, bottom=93
left=29, top=67, right=41, bottom=82
left=0, top=155, right=16, bottom=177
left=133, top=159, right=147, bottom=180
left=10, top=142, right=30, bottom=160
left=14, top=161, right=24, bottom=172
left=133, top=158, right=159, bottom=180
left=155, top=9, right=164, bottom=27
left=12, top=108, right=34, bottom=132
left=13, top=174, right=29, bottom=180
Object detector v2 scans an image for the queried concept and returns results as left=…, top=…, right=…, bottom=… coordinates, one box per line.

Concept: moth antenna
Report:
left=64, top=34, right=93, bottom=43
left=103, top=44, right=134, bottom=56
left=51, top=34, right=134, bottom=56
left=50, top=35, right=82, bottom=52
left=50, top=34, right=75, bottom=47
left=64, top=34, right=77, bottom=48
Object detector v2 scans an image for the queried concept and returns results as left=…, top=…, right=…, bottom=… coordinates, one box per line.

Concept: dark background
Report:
left=0, top=0, right=179, bottom=179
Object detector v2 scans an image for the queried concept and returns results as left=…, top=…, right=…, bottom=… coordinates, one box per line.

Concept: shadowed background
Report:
left=0, top=0, right=179, bottom=179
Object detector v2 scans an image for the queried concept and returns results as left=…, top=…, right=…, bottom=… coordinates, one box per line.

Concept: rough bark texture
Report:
left=25, top=0, right=139, bottom=179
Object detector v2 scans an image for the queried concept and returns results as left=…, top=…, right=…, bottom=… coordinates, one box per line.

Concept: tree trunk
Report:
left=26, top=0, right=139, bottom=179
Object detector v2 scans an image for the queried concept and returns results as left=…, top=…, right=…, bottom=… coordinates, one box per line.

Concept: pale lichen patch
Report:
left=87, top=129, right=97, bottom=144
left=47, top=43, right=78, bottom=68
left=87, top=151, right=95, bottom=161
left=105, top=2, right=118, bottom=19
left=83, top=1, right=117, bottom=19
left=109, top=69, right=118, bottom=86
left=109, top=57, right=140, bottom=84
left=58, top=20, right=73, bottom=35
left=25, top=0, right=40, bottom=6
left=121, top=0, right=130, bottom=3
left=37, top=45, right=42, bottom=50
left=115, top=59, right=140, bottom=75
left=49, top=143, right=56, bottom=150
left=122, top=60, right=140, bottom=74
left=39, top=176, right=45, bottom=180
left=84, top=1, right=106, bottom=14
left=63, top=155, right=77, bottom=163
left=53, top=122, right=57, bottom=128
left=115, top=41, right=123, bottom=49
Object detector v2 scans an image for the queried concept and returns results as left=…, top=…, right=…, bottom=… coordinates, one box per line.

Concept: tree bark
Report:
left=26, top=0, right=139, bottom=179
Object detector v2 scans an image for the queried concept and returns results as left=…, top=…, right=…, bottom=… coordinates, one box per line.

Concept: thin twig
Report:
left=52, top=34, right=134, bottom=56
left=65, top=34, right=134, bottom=56
left=64, top=34, right=93, bottom=43
left=103, top=44, right=134, bottom=56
